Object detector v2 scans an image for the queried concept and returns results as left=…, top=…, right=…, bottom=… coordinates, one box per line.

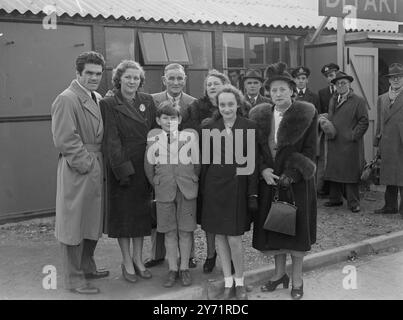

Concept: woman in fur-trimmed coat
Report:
left=249, top=62, right=317, bottom=300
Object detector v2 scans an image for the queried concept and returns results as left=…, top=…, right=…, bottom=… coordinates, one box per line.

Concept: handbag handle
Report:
left=273, top=185, right=295, bottom=205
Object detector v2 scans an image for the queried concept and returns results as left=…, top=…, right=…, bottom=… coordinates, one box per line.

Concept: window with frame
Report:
left=138, top=31, right=192, bottom=65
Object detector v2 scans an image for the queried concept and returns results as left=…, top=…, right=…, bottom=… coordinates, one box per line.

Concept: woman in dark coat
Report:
left=100, top=60, right=156, bottom=282
left=249, top=62, right=317, bottom=300
left=201, top=85, right=258, bottom=300
left=183, top=69, right=251, bottom=274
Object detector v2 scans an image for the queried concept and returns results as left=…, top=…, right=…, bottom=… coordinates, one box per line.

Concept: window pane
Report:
left=249, top=37, right=265, bottom=65
left=223, top=33, right=245, bottom=68
left=140, top=32, right=168, bottom=64
left=266, top=36, right=281, bottom=64
left=188, top=70, right=209, bottom=98
left=187, top=31, right=213, bottom=68
left=105, top=27, right=135, bottom=68
left=142, top=69, right=164, bottom=94
left=284, top=36, right=290, bottom=66
left=163, top=33, right=190, bottom=63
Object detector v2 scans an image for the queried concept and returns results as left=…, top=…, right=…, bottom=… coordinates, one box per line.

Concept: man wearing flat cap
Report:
left=322, top=71, right=369, bottom=213
left=316, top=63, right=339, bottom=197
left=292, top=66, right=320, bottom=111
left=243, top=69, right=271, bottom=107
left=374, top=63, right=403, bottom=217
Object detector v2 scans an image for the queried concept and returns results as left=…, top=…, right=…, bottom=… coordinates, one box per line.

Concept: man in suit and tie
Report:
left=318, top=63, right=339, bottom=114
left=292, top=66, right=320, bottom=111
left=146, top=63, right=198, bottom=268
left=51, top=51, right=109, bottom=294
left=316, top=63, right=339, bottom=196
left=374, top=63, right=403, bottom=217
left=243, top=69, right=271, bottom=108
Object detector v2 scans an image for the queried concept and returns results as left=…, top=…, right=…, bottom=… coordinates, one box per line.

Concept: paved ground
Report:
left=249, top=248, right=403, bottom=300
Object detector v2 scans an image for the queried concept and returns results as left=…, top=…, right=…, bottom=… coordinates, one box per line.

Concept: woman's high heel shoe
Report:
left=133, top=261, right=152, bottom=279
left=291, top=282, right=304, bottom=300
left=121, top=264, right=137, bottom=283
left=260, top=274, right=290, bottom=292
left=203, top=252, right=217, bottom=273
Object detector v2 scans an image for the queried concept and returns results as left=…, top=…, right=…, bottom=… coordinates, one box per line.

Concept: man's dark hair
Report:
left=76, top=51, right=105, bottom=75
left=156, top=100, right=180, bottom=118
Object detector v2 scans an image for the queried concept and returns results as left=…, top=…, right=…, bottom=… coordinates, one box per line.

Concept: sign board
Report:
left=319, top=0, right=403, bottom=22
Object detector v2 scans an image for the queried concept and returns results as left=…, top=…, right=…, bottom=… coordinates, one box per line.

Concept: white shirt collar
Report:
left=166, top=92, right=182, bottom=102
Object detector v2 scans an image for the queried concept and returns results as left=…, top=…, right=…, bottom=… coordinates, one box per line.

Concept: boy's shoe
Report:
left=144, top=258, right=164, bottom=268
left=188, top=258, right=197, bottom=269
left=179, top=269, right=192, bottom=286
left=163, top=270, right=179, bottom=288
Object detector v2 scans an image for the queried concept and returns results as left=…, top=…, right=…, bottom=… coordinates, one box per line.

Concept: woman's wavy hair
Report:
left=112, top=60, right=145, bottom=90
left=204, top=69, right=230, bottom=97
left=208, top=84, right=245, bottom=121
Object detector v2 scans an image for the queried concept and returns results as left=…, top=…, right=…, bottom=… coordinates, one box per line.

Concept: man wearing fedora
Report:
left=374, top=63, right=403, bottom=217
left=323, top=71, right=369, bottom=213
left=243, top=69, right=271, bottom=107
left=291, top=66, right=320, bottom=111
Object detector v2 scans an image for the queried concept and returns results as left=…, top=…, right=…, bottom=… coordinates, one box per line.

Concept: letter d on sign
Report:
left=342, top=265, right=357, bottom=290
left=42, top=5, right=57, bottom=30
left=42, top=265, right=57, bottom=290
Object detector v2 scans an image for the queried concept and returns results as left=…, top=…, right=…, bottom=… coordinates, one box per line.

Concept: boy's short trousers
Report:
left=156, top=188, right=197, bottom=233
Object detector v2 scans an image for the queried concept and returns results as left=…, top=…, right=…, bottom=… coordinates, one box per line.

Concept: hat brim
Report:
left=331, top=75, right=353, bottom=84
left=322, top=68, right=339, bottom=75
left=265, top=76, right=296, bottom=87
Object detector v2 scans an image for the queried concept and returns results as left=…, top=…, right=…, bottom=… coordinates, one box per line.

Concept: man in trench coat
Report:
left=323, top=71, right=369, bottom=213
left=51, top=51, right=109, bottom=294
left=374, top=63, right=403, bottom=217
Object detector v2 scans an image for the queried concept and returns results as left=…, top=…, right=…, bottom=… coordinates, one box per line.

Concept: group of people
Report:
left=51, top=50, right=403, bottom=301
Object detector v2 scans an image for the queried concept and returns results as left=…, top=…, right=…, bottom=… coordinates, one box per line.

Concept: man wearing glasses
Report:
left=146, top=63, right=198, bottom=268
left=374, top=63, right=403, bottom=217
left=321, top=71, right=369, bottom=213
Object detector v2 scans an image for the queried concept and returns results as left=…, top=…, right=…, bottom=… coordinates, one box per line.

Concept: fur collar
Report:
left=249, top=101, right=316, bottom=150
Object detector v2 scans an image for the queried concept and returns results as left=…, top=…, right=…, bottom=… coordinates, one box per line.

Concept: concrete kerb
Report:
left=151, top=230, right=403, bottom=300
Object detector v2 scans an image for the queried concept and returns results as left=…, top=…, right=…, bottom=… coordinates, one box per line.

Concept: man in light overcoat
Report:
left=51, top=51, right=109, bottom=294
left=374, top=63, right=403, bottom=217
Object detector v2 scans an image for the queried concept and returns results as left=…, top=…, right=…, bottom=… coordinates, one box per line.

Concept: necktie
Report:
left=298, top=90, right=304, bottom=97
left=167, top=133, right=171, bottom=144
left=91, top=92, right=97, bottom=104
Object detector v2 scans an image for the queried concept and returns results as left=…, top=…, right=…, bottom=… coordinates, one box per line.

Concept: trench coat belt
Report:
left=84, top=143, right=102, bottom=152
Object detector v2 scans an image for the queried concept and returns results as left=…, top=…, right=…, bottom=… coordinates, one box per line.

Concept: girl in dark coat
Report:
left=201, top=85, right=258, bottom=300
left=183, top=70, right=252, bottom=274
left=100, top=60, right=156, bottom=283
left=249, top=62, right=317, bottom=300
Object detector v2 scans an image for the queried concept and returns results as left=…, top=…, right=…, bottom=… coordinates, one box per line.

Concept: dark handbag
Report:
left=263, top=186, right=297, bottom=236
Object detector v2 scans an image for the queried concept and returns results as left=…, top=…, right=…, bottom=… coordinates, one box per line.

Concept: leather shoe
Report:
left=121, top=264, right=137, bottom=283
left=163, top=270, right=179, bottom=288
left=203, top=252, right=217, bottom=273
left=70, top=284, right=100, bottom=295
left=374, top=207, right=398, bottom=214
left=179, top=269, right=192, bottom=286
left=84, top=270, right=109, bottom=280
left=188, top=258, right=197, bottom=269
left=324, top=201, right=343, bottom=207
left=235, top=285, right=248, bottom=300
left=133, top=262, right=152, bottom=279
left=291, top=283, right=304, bottom=300
left=351, top=206, right=360, bottom=213
left=144, top=258, right=164, bottom=268
left=217, top=284, right=235, bottom=300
